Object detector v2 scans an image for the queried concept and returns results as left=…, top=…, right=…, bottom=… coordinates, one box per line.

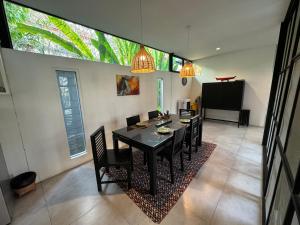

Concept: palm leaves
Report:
left=146, top=47, right=169, bottom=71
left=6, top=1, right=169, bottom=71
left=48, top=16, right=94, bottom=60
left=91, top=32, right=119, bottom=64
left=16, top=23, right=84, bottom=57
left=113, top=38, right=139, bottom=65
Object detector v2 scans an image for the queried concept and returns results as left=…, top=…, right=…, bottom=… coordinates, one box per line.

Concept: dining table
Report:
left=112, top=114, right=203, bottom=195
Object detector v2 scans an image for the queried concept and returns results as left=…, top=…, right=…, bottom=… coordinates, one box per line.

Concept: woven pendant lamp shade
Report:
left=131, top=45, right=155, bottom=73
left=180, top=62, right=195, bottom=78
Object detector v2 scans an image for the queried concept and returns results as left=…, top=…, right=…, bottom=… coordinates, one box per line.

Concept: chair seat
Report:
left=100, top=148, right=132, bottom=166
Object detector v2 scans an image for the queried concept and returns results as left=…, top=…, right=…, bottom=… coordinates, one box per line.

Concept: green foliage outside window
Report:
left=4, top=1, right=169, bottom=71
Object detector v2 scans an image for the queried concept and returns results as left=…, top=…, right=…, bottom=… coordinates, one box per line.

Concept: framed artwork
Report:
left=116, top=75, right=140, bottom=96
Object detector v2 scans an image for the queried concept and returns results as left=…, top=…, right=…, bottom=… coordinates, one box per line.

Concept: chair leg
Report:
left=195, top=138, right=198, bottom=152
left=146, top=152, right=150, bottom=172
left=127, top=166, right=132, bottom=190
left=180, top=152, right=184, bottom=172
left=189, top=142, right=192, bottom=161
left=95, top=168, right=102, bottom=192
left=170, top=158, right=174, bottom=184
left=130, top=148, right=134, bottom=171
left=143, top=152, right=147, bottom=165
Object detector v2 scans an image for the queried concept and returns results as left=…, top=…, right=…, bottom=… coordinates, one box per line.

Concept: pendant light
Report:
left=180, top=25, right=195, bottom=78
left=131, top=0, right=155, bottom=73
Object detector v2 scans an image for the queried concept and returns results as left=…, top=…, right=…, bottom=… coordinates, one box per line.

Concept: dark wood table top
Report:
left=112, top=115, right=193, bottom=150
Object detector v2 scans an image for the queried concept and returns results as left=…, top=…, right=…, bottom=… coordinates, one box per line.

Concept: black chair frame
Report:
left=185, top=115, right=200, bottom=160
left=126, top=115, right=140, bottom=126
left=90, top=126, right=133, bottom=192
left=148, top=110, right=160, bottom=120
left=158, top=126, right=186, bottom=184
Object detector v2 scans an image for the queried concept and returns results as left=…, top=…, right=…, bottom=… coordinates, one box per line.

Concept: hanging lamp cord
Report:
left=187, top=25, right=191, bottom=58
left=140, top=0, right=143, bottom=44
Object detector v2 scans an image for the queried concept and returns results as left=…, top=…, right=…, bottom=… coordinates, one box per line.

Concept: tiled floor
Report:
left=10, top=121, right=263, bottom=225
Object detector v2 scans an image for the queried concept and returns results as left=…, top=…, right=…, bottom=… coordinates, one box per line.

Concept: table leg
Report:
left=113, top=133, right=119, bottom=152
left=113, top=134, right=120, bottom=169
left=198, top=121, right=203, bottom=146
left=148, top=151, right=157, bottom=195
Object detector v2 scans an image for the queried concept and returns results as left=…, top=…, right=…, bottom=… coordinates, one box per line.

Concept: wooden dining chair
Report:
left=158, top=126, right=186, bottom=184
left=148, top=110, right=159, bottom=120
left=126, top=115, right=148, bottom=165
left=185, top=114, right=200, bottom=161
left=90, top=126, right=133, bottom=192
left=126, top=115, right=140, bottom=126
left=179, top=109, right=195, bottom=117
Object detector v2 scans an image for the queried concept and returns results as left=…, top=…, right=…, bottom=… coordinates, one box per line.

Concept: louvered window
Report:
left=56, top=70, right=86, bottom=158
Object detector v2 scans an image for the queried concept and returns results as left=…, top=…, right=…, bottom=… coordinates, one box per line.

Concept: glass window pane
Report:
left=289, top=5, right=300, bottom=59
left=292, top=212, right=299, bottom=225
left=276, top=69, right=290, bottom=119
left=145, top=47, right=169, bottom=71
left=268, top=169, right=291, bottom=225
left=172, top=56, right=183, bottom=72
left=266, top=146, right=281, bottom=217
left=3, top=1, right=169, bottom=71
left=279, top=60, right=300, bottom=146
left=157, top=78, right=164, bottom=112
left=267, top=126, right=278, bottom=169
left=296, top=3, right=300, bottom=55
left=273, top=73, right=285, bottom=118
left=56, top=70, right=86, bottom=157
left=282, top=22, right=292, bottom=69
left=285, top=88, right=300, bottom=179
left=286, top=12, right=297, bottom=65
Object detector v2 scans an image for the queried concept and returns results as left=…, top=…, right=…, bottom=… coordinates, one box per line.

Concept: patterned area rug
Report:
left=106, top=142, right=216, bottom=224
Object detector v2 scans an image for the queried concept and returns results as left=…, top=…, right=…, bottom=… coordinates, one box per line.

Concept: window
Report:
left=171, top=56, right=183, bottom=72
left=157, top=78, right=164, bottom=112
left=56, top=70, right=86, bottom=158
left=4, top=1, right=169, bottom=71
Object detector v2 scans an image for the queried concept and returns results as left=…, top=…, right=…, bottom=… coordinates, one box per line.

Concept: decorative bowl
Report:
left=180, top=119, right=190, bottom=123
left=136, top=122, right=148, bottom=127
left=157, top=126, right=171, bottom=134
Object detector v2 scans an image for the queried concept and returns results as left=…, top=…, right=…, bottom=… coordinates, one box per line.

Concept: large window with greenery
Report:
left=4, top=1, right=169, bottom=71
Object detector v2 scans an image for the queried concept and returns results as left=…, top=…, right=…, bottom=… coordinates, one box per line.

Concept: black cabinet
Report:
left=202, top=80, right=246, bottom=126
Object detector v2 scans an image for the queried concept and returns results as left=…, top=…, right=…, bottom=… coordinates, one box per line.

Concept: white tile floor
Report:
left=10, top=121, right=263, bottom=225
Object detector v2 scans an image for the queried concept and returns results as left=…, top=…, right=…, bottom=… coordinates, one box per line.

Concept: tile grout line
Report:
left=40, top=177, right=106, bottom=225
left=40, top=181, right=53, bottom=225
left=208, top=128, right=247, bottom=225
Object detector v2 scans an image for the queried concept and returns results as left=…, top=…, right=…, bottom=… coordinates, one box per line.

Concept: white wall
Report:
left=191, top=45, right=276, bottom=126
left=0, top=48, right=192, bottom=181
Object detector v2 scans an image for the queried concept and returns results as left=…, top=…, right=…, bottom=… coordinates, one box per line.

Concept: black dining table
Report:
left=112, top=114, right=202, bottom=195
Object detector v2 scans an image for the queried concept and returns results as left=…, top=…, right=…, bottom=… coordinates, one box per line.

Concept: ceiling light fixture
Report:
left=131, top=0, right=155, bottom=73
left=180, top=25, right=195, bottom=78
left=216, top=47, right=221, bottom=51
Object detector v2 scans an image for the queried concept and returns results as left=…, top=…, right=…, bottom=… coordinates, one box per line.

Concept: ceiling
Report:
left=13, top=0, right=290, bottom=60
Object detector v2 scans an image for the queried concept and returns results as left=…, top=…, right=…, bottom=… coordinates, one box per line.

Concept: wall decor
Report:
left=215, top=76, right=236, bottom=82
left=116, top=75, right=140, bottom=96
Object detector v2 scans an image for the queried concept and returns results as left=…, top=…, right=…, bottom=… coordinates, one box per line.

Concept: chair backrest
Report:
left=148, top=110, right=159, bottom=120
left=179, top=109, right=195, bottom=117
left=126, top=115, right=140, bottom=126
left=190, top=115, right=200, bottom=140
left=171, top=126, right=186, bottom=155
left=90, top=126, right=107, bottom=168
